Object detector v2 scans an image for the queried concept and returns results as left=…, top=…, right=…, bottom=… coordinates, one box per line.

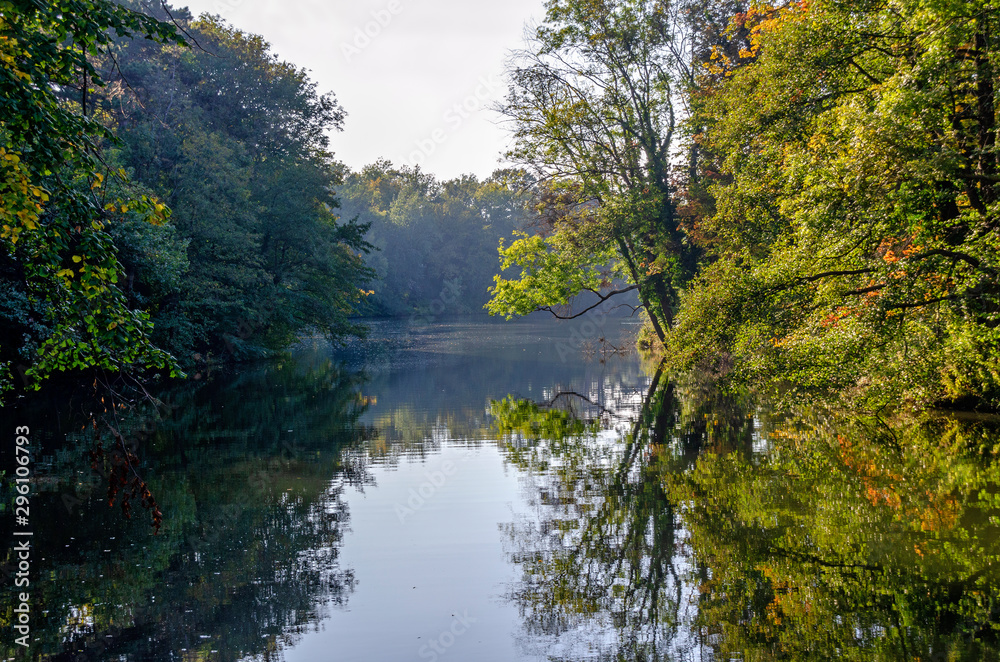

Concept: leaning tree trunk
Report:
left=617, top=237, right=669, bottom=343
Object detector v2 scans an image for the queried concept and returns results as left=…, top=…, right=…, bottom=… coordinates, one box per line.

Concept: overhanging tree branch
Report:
left=537, top=284, right=639, bottom=319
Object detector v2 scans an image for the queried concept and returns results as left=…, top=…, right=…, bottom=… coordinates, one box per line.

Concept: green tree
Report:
left=488, top=0, right=702, bottom=342
left=337, top=162, right=533, bottom=316
left=670, top=0, right=1000, bottom=406
left=105, top=15, right=374, bottom=358
left=0, top=0, right=186, bottom=403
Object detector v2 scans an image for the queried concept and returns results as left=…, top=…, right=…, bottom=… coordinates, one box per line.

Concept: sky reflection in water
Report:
left=3, top=316, right=1000, bottom=661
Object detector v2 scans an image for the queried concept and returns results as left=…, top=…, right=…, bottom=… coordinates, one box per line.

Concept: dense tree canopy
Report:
left=5, top=0, right=1000, bottom=409
left=107, top=13, right=374, bottom=359
left=1, top=3, right=376, bottom=403
left=337, top=161, right=533, bottom=317
left=0, top=0, right=186, bottom=400
left=668, top=0, right=1000, bottom=407
left=490, top=0, right=1000, bottom=408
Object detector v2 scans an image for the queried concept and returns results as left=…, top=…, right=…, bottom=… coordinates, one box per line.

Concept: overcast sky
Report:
left=176, top=0, right=546, bottom=180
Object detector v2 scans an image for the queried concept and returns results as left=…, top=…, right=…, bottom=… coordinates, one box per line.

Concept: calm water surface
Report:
left=3, top=317, right=1000, bottom=661
left=295, top=317, right=655, bottom=662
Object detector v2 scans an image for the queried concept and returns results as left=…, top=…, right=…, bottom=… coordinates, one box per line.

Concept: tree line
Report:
left=0, top=1, right=374, bottom=401
left=337, top=161, right=533, bottom=317
left=0, top=1, right=534, bottom=404
left=4, top=0, right=998, bottom=409
left=486, top=0, right=1000, bottom=409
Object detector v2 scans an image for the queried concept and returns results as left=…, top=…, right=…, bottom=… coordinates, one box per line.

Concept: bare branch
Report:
left=538, top=284, right=639, bottom=319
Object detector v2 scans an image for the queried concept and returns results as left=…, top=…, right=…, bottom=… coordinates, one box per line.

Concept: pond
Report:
left=2, top=317, right=1000, bottom=661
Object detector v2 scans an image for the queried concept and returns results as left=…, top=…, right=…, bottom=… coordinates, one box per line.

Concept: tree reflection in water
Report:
left=494, top=366, right=714, bottom=660
left=672, top=408, right=1000, bottom=661
left=0, top=358, right=373, bottom=661
left=493, top=364, right=1000, bottom=661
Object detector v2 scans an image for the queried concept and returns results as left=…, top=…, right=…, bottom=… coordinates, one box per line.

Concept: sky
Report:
left=176, top=0, right=547, bottom=181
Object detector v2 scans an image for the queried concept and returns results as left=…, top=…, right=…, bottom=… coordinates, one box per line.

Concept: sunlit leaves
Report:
left=0, top=0, right=186, bottom=400
left=491, top=0, right=699, bottom=336
left=674, top=0, right=1000, bottom=406
left=487, top=231, right=614, bottom=318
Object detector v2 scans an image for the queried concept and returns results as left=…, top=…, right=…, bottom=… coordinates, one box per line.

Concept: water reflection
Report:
left=1, top=317, right=649, bottom=662
left=1, top=358, right=368, bottom=661
left=669, top=408, right=1000, bottom=661
left=493, top=367, right=717, bottom=661
left=329, top=317, right=649, bottom=465
left=3, top=318, right=1000, bottom=661
left=495, top=365, right=1000, bottom=661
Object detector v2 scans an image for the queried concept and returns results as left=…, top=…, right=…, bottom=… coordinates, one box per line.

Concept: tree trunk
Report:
left=617, top=238, right=668, bottom=343
left=976, top=29, right=996, bottom=203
